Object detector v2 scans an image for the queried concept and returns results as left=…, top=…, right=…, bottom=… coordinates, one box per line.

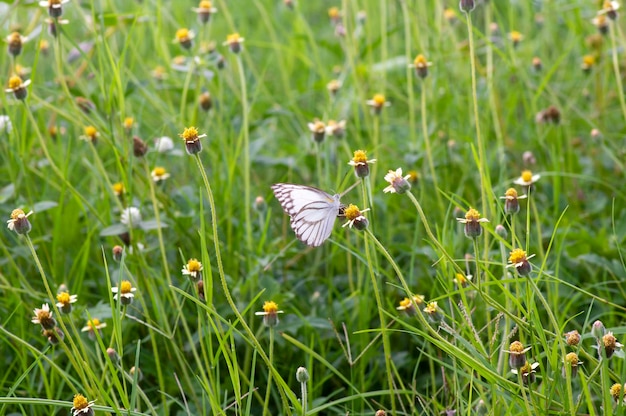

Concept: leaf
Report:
left=100, top=223, right=128, bottom=237
left=139, top=219, right=168, bottom=231
left=33, top=201, right=58, bottom=212
left=0, top=183, right=14, bottom=203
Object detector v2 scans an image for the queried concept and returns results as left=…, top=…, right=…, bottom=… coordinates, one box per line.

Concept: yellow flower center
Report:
left=88, top=319, right=102, bottom=329
left=262, top=300, right=279, bottom=313
left=72, top=394, right=89, bottom=410
left=412, top=294, right=424, bottom=304
left=604, top=1, right=614, bottom=10
left=464, top=208, right=481, bottom=221
left=8, top=32, right=21, bottom=43
left=443, top=8, right=456, bottom=20
left=509, top=248, right=527, bottom=264
left=327, top=80, right=340, bottom=91
left=509, top=341, right=524, bottom=353
left=112, top=182, right=124, bottom=195
left=180, top=126, right=200, bottom=141
left=505, top=188, right=518, bottom=198
left=519, top=361, right=532, bottom=374
left=8, top=76, right=23, bottom=89
left=328, top=7, right=340, bottom=18
left=311, top=120, right=325, bottom=132
left=10, top=208, right=25, bottom=220
left=120, top=280, right=133, bottom=294
left=344, top=204, right=361, bottom=221
left=226, top=33, right=241, bottom=44
left=153, top=167, right=167, bottom=177
left=372, top=94, right=386, bottom=106
left=199, top=0, right=212, bottom=8
left=124, top=117, right=134, bottom=129
left=176, top=28, right=190, bottom=41
left=84, top=126, right=97, bottom=138
left=611, top=383, right=623, bottom=399
left=595, top=14, right=607, bottom=26
left=408, top=170, right=419, bottom=183
left=413, top=54, right=428, bottom=68
left=399, top=298, right=411, bottom=308
left=352, top=150, right=368, bottom=164
left=603, top=332, right=617, bottom=348
left=455, top=273, right=468, bottom=285
left=521, top=170, right=533, bottom=182
left=37, top=308, right=51, bottom=320
left=187, top=258, right=202, bottom=272
left=582, top=55, right=596, bottom=67
left=57, top=292, right=71, bottom=304
left=510, top=31, right=523, bottom=42
left=565, top=352, right=579, bottom=365
left=424, top=301, right=438, bottom=313
left=40, top=39, right=49, bottom=50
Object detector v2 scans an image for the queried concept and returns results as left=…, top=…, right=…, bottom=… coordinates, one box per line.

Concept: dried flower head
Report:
left=39, top=0, right=70, bottom=18
left=511, top=361, right=539, bottom=385
left=255, top=300, right=284, bottom=327
left=564, top=330, right=581, bottom=346
left=199, top=91, right=212, bottom=111
left=43, top=327, right=64, bottom=345
left=599, top=1, right=620, bottom=20
left=592, top=14, right=609, bottom=34
left=32, top=304, right=56, bottom=330
left=601, top=331, right=623, bottom=359
left=562, top=352, right=582, bottom=378
left=7, top=208, right=33, bottom=234
left=133, top=136, right=148, bottom=157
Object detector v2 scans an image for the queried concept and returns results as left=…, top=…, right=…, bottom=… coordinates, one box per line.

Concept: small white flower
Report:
left=155, top=136, right=174, bottom=153
left=0, top=115, right=12, bottom=134
left=120, top=207, right=142, bottom=227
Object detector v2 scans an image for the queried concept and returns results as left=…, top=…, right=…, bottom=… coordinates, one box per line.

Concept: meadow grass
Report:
left=1, top=0, right=626, bottom=415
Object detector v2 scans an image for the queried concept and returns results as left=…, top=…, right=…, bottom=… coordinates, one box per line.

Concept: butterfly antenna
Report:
left=339, top=180, right=361, bottom=198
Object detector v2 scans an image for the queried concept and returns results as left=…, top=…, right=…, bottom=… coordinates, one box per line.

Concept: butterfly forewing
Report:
left=271, top=183, right=341, bottom=247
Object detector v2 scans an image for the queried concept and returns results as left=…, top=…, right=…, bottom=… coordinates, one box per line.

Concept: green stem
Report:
left=609, top=22, right=626, bottom=123
left=235, top=55, right=253, bottom=270
left=193, top=154, right=295, bottom=414
left=263, top=327, right=275, bottom=415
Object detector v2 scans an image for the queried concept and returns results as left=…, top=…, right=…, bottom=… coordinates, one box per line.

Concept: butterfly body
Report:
left=271, top=183, right=341, bottom=247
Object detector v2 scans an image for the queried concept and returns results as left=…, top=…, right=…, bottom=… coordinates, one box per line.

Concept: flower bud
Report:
left=296, top=366, right=309, bottom=383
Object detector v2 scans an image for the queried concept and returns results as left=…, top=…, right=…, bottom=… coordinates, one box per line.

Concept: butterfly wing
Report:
left=271, top=183, right=341, bottom=247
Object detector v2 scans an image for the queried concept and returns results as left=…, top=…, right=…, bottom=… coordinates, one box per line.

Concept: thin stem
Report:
left=193, top=154, right=295, bottom=414
left=235, top=55, right=253, bottom=266
left=464, top=12, right=492, bottom=219
left=263, top=327, right=275, bottom=415
left=609, top=22, right=626, bottom=123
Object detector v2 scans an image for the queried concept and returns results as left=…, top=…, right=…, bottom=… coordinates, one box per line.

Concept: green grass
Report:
left=1, top=0, right=626, bottom=414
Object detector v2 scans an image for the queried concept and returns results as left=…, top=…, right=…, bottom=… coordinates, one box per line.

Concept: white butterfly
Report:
left=271, top=183, right=344, bottom=247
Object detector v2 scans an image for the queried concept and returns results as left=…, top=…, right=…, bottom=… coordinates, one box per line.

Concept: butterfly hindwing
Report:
left=271, top=183, right=341, bottom=247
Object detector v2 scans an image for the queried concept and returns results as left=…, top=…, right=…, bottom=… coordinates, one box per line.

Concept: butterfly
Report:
left=271, top=183, right=345, bottom=247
